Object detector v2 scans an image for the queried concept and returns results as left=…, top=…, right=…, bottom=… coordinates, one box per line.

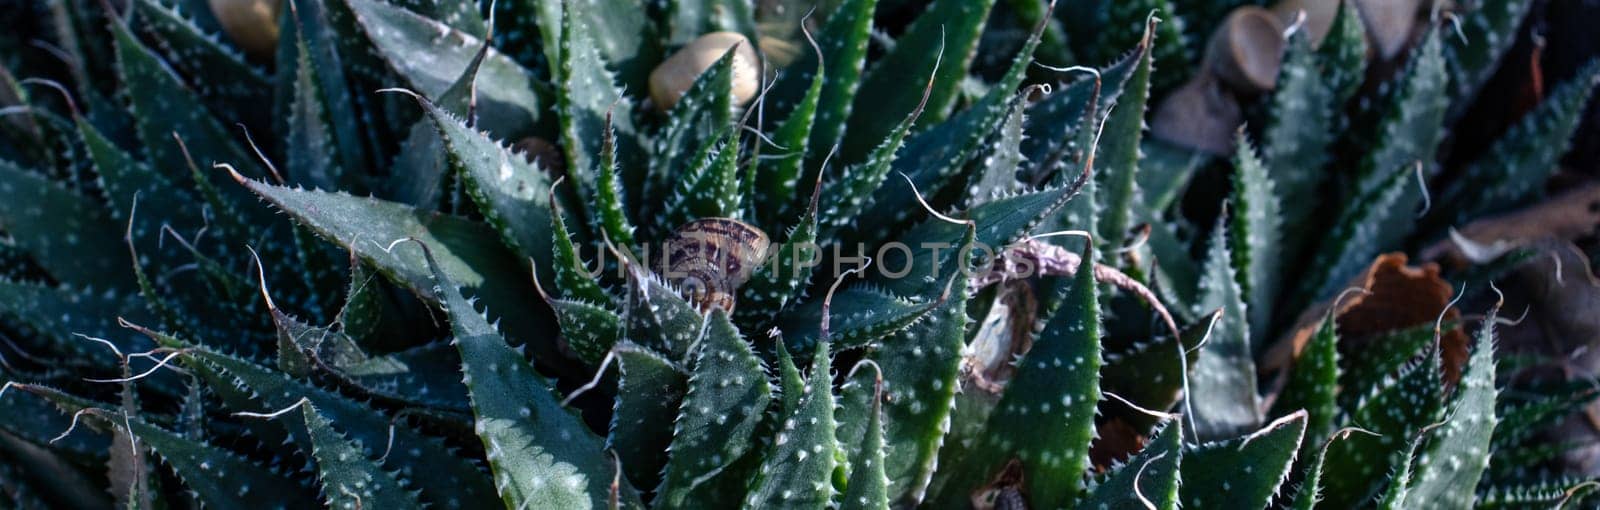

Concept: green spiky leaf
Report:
left=622, top=265, right=704, bottom=362
left=608, top=343, right=688, bottom=491
left=650, top=49, right=737, bottom=223
left=1082, top=420, right=1183, bottom=510
left=555, top=1, right=639, bottom=212
left=1444, top=0, right=1533, bottom=115
left=756, top=56, right=824, bottom=226
left=655, top=309, right=773, bottom=508
left=1319, top=0, right=1369, bottom=106
left=1439, top=60, right=1600, bottom=224
left=1319, top=345, right=1446, bottom=508
left=1101, top=309, right=1218, bottom=425
left=1227, top=134, right=1283, bottom=346
left=415, top=96, right=555, bottom=275
left=869, top=286, right=968, bottom=505
left=548, top=298, right=623, bottom=366
left=1352, top=29, right=1450, bottom=202
left=131, top=0, right=272, bottom=131
left=0, top=160, right=129, bottom=287
left=1095, top=14, right=1157, bottom=251
left=853, top=12, right=1045, bottom=240
left=840, top=0, right=996, bottom=160
left=777, top=286, right=942, bottom=353
left=936, top=240, right=1101, bottom=509
left=345, top=0, right=541, bottom=137
left=111, top=18, right=270, bottom=237
left=767, top=0, right=876, bottom=187
left=426, top=248, right=638, bottom=509
left=300, top=404, right=423, bottom=510
left=1190, top=213, right=1260, bottom=440
left=745, top=340, right=840, bottom=508
left=738, top=184, right=822, bottom=323
left=1100, top=0, right=1188, bottom=93
left=1301, top=162, right=1415, bottom=303
left=234, top=177, right=565, bottom=376
left=1408, top=314, right=1500, bottom=508
left=1180, top=411, right=1308, bottom=510
left=1269, top=314, right=1340, bottom=454
left=124, top=414, right=319, bottom=509
left=163, top=339, right=500, bottom=509
left=836, top=362, right=889, bottom=510
left=1261, top=29, right=1334, bottom=265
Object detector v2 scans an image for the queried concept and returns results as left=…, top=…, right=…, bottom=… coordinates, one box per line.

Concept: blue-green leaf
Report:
left=412, top=88, right=556, bottom=277
left=300, top=404, right=424, bottom=510
left=1262, top=30, right=1336, bottom=264
left=1437, top=60, right=1600, bottom=225
left=933, top=239, right=1101, bottom=509
left=426, top=247, right=639, bottom=509
left=767, top=0, right=876, bottom=184
left=234, top=177, right=565, bottom=377
left=1408, top=313, right=1500, bottom=508
left=1180, top=411, right=1308, bottom=510
left=1268, top=313, right=1339, bottom=456
left=345, top=0, right=539, bottom=138
left=841, top=0, right=997, bottom=161
left=608, top=343, right=688, bottom=491
left=161, top=337, right=500, bottom=509
left=837, top=362, right=889, bottom=510
left=555, top=1, right=640, bottom=215
left=1096, top=14, right=1158, bottom=251
left=1227, top=134, right=1283, bottom=346
left=1319, top=345, right=1445, bottom=508
left=1082, top=420, right=1183, bottom=510
left=131, top=0, right=272, bottom=131
left=655, top=309, right=773, bottom=508
left=1444, top=0, right=1533, bottom=116
left=0, top=160, right=129, bottom=288
left=745, top=339, right=840, bottom=508
left=1190, top=213, right=1260, bottom=440
left=125, top=414, right=319, bottom=509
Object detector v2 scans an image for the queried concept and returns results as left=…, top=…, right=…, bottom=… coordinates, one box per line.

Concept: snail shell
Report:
left=208, top=0, right=283, bottom=57
left=649, top=31, right=762, bottom=111
left=1205, top=6, right=1287, bottom=94
left=663, top=218, right=771, bottom=313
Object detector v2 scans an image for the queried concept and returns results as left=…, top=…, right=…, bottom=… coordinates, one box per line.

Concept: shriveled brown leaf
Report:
left=1499, top=240, right=1600, bottom=373
left=964, top=281, right=1038, bottom=394
left=1264, top=253, right=1468, bottom=384
left=1486, top=241, right=1600, bottom=475
left=1423, top=183, right=1600, bottom=266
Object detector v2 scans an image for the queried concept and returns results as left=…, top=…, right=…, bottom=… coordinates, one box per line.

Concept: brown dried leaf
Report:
left=1423, top=183, right=1600, bottom=266
left=1265, top=253, right=1468, bottom=383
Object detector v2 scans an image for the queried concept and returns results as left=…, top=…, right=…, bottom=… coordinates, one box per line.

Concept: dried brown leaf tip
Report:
left=1424, top=183, right=1600, bottom=267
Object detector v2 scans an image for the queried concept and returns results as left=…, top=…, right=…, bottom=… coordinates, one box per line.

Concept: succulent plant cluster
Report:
left=0, top=0, right=1597, bottom=508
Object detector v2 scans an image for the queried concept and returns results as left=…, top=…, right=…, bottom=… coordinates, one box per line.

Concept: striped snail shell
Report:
left=663, top=218, right=771, bottom=313
left=207, top=0, right=283, bottom=57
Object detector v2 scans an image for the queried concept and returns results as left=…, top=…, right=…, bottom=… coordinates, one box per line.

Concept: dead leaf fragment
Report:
left=1265, top=253, right=1468, bottom=384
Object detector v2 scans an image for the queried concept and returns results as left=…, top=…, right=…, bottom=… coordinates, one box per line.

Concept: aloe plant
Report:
left=0, top=0, right=1596, bottom=508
